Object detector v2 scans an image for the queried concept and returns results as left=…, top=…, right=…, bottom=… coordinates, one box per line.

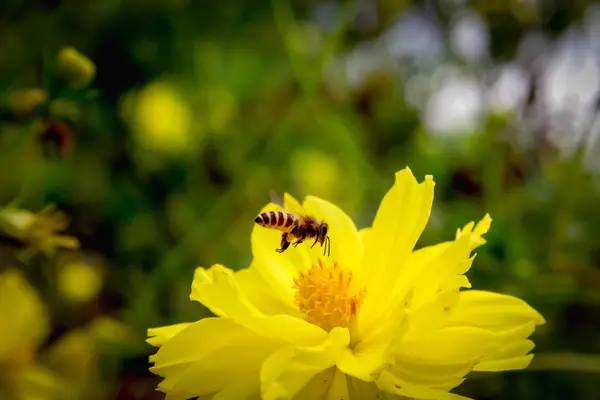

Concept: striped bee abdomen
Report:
left=254, top=211, right=298, bottom=231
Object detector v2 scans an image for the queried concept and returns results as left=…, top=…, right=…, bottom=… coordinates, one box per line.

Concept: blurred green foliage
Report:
left=1, top=0, right=600, bottom=399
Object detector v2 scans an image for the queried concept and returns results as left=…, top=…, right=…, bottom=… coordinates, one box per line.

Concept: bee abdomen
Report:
left=254, top=211, right=297, bottom=228
left=254, top=213, right=269, bottom=226
left=283, top=213, right=296, bottom=227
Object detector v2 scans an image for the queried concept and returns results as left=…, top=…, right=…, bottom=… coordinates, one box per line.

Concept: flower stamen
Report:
left=293, top=259, right=366, bottom=331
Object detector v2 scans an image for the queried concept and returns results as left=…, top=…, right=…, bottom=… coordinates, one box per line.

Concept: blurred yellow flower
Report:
left=56, top=47, right=96, bottom=89
left=0, top=269, right=49, bottom=369
left=290, top=150, right=340, bottom=201
left=0, top=270, right=119, bottom=400
left=0, top=205, right=80, bottom=260
left=2, top=364, right=63, bottom=400
left=57, top=261, right=104, bottom=305
left=45, top=327, right=97, bottom=385
left=121, top=80, right=196, bottom=155
left=88, top=315, right=136, bottom=346
left=0, top=268, right=55, bottom=399
left=7, top=88, right=48, bottom=116
left=43, top=316, right=131, bottom=400
left=147, top=167, right=545, bottom=399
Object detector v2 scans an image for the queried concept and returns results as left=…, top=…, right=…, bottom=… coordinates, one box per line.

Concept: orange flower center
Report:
left=293, top=259, right=366, bottom=332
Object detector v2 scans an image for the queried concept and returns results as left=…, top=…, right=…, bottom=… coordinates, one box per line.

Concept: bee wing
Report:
left=269, top=190, right=285, bottom=208
left=270, top=191, right=310, bottom=218
left=282, top=193, right=312, bottom=219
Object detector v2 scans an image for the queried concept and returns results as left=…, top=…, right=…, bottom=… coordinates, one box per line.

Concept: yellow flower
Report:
left=7, top=88, right=48, bottom=116
left=43, top=316, right=132, bottom=399
left=57, top=260, right=104, bottom=305
left=56, top=47, right=96, bottom=89
left=147, top=167, right=545, bottom=400
left=290, top=150, right=340, bottom=201
left=0, top=269, right=49, bottom=369
left=0, top=268, right=52, bottom=399
left=121, top=80, right=196, bottom=156
left=0, top=205, right=80, bottom=260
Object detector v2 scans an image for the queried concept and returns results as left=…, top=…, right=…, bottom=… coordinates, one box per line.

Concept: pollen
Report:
left=293, top=259, right=366, bottom=332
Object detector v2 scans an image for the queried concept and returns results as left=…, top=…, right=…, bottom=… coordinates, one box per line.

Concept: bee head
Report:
left=319, top=223, right=328, bottom=240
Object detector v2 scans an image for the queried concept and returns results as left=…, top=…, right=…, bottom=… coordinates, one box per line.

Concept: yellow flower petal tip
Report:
left=147, top=168, right=544, bottom=400
left=456, top=213, right=493, bottom=250
left=395, top=167, right=435, bottom=187
left=146, top=323, right=192, bottom=347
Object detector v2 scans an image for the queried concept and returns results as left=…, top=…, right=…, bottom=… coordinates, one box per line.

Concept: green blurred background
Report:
left=1, top=0, right=600, bottom=399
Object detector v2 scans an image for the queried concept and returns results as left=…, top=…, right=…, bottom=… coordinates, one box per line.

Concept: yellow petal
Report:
left=190, top=265, right=260, bottom=317
left=336, top=314, right=405, bottom=383
left=210, top=378, right=261, bottom=400
left=404, top=289, right=461, bottom=337
left=363, top=221, right=485, bottom=357
left=251, top=202, right=311, bottom=306
left=336, top=347, right=382, bottom=383
left=474, top=336, right=535, bottom=372
left=150, top=317, right=279, bottom=398
left=147, top=323, right=192, bottom=347
left=260, top=327, right=350, bottom=400
left=327, top=368, right=350, bottom=400
left=356, top=237, right=472, bottom=361
left=149, top=318, right=256, bottom=376
left=406, top=235, right=473, bottom=310
left=341, top=305, right=409, bottom=382
left=293, top=368, right=336, bottom=399
left=473, top=323, right=538, bottom=372
left=397, top=326, right=501, bottom=363
left=394, top=214, right=490, bottom=311
left=358, top=168, right=435, bottom=335
left=260, top=346, right=300, bottom=400
left=386, top=353, right=474, bottom=392
left=190, top=265, right=326, bottom=345
left=302, top=196, right=362, bottom=272
left=456, top=214, right=492, bottom=251
left=474, top=354, right=534, bottom=372
left=447, top=290, right=546, bottom=331
left=236, top=265, right=300, bottom=317
left=348, top=377, right=384, bottom=399
left=377, top=370, right=473, bottom=400
left=357, top=227, right=371, bottom=248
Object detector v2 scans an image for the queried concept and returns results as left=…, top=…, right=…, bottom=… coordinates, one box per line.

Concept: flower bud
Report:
left=56, top=47, right=96, bottom=89
left=7, top=88, right=48, bottom=116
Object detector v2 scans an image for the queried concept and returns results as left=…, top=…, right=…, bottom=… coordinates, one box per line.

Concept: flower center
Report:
left=293, top=259, right=366, bottom=332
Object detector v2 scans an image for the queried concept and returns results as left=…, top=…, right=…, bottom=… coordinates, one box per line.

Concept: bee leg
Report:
left=310, top=237, right=319, bottom=248
left=276, top=233, right=290, bottom=253
left=292, top=231, right=306, bottom=247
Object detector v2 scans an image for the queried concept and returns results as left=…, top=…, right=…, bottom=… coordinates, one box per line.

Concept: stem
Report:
left=271, top=0, right=357, bottom=105
left=318, top=0, right=358, bottom=72
left=528, top=352, right=600, bottom=373
left=271, top=0, right=315, bottom=101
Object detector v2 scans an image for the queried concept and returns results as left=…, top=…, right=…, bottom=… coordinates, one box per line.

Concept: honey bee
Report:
left=254, top=192, right=331, bottom=256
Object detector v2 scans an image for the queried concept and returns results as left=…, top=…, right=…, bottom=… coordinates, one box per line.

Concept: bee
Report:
left=254, top=192, right=331, bottom=256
